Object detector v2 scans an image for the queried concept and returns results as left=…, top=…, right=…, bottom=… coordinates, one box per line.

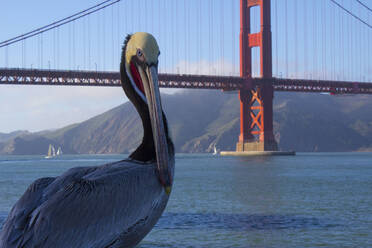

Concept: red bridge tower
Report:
left=236, top=0, right=278, bottom=151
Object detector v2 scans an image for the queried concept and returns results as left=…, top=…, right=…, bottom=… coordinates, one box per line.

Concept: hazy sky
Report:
left=0, top=0, right=371, bottom=133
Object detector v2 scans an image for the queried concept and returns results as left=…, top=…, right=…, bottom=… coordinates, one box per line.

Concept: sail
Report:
left=213, top=145, right=218, bottom=155
left=47, top=144, right=52, bottom=157
left=57, top=147, right=63, bottom=155
left=52, top=146, right=56, bottom=156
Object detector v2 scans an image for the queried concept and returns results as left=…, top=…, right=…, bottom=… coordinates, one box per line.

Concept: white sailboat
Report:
left=213, top=145, right=219, bottom=155
left=45, top=144, right=56, bottom=159
left=56, top=147, right=63, bottom=156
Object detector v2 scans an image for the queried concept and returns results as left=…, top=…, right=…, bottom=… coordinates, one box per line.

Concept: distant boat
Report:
left=213, top=145, right=219, bottom=155
left=45, top=144, right=56, bottom=159
left=56, top=147, right=63, bottom=156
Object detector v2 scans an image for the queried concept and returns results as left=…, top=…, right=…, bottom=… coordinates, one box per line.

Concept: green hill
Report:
left=1, top=90, right=372, bottom=155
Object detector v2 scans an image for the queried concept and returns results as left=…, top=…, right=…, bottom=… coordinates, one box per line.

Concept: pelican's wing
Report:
left=0, top=177, right=56, bottom=246
left=2, top=161, right=165, bottom=248
left=0, top=165, right=96, bottom=247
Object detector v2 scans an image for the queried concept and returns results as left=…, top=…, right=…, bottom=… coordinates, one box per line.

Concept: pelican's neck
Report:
left=120, top=65, right=173, bottom=163
left=131, top=108, right=174, bottom=163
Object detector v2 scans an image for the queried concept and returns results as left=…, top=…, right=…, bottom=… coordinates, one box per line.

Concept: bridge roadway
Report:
left=1, top=68, right=372, bottom=95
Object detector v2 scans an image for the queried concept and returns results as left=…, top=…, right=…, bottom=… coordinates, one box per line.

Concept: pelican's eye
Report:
left=137, top=49, right=144, bottom=60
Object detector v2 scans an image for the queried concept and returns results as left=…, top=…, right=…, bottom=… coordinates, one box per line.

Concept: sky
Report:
left=0, top=0, right=371, bottom=133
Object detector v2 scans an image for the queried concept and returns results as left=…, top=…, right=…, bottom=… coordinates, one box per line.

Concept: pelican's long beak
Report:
left=139, top=65, right=171, bottom=190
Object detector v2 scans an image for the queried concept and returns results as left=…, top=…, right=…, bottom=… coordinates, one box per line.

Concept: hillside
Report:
left=1, top=90, right=372, bottom=155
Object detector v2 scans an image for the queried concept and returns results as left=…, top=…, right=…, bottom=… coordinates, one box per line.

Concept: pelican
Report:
left=0, top=32, right=174, bottom=248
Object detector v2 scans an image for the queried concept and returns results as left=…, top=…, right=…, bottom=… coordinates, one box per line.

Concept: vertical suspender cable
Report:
left=359, top=4, right=362, bottom=81
left=294, top=1, right=299, bottom=78
left=111, top=4, right=114, bottom=70
left=131, top=0, right=134, bottom=32
left=337, top=3, right=340, bottom=80
left=188, top=0, right=191, bottom=73
left=303, top=0, right=307, bottom=78
left=22, top=39, right=26, bottom=68
left=220, top=0, right=224, bottom=75
left=39, top=34, right=41, bottom=68
left=56, top=27, right=59, bottom=69
left=355, top=1, right=358, bottom=81
left=165, top=0, right=168, bottom=73
left=73, top=21, right=76, bottom=70
left=38, top=34, right=41, bottom=68
left=117, top=1, right=120, bottom=68
left=5, top=46, right=8, bottom=68
left=313, top=1, right=316, bottom=79
left=25, top=40, right=27, bottom=68
left=37, top=32, right=39, bottom=68
left=197, top=0, right=200, bottom=74
left=145, top=0, right=148, bottom=33
left=275, top=0, right=278, bottom=77
left=285, top=0, right=288, bottom=78
left=232, top=0, right=236, bottom=75
left=176, top=0, right=179, bottom=74
left=53, top=29, right=56, bottom=69
left=294, top=0, right=298, bottom=78
left=368, top=6, right=370, bottom=81
left=88, top=15, right=91, bottom=70
left=96, top=14, right=99, bottom=71
left=184, top=0, right=187, bottom=73
left=334, top=2, right=338, bottom=80
left=68, top=22, right=70, bottom=70
left=102, top=10, right=106, bottom=71
left=339, top=1, right=342, bottom=80
left=41, top=33, right=43, bottom=69
left=362, top=5, right=365, bottom=81
left=158, top=0, right=161, bottom=73
left=329, top=0, right=336, bottom=80
left=211, top=0, right=214, bottom=75
left=23, top=40, right=26, bottom=68
left=81, top=19, right=84, bottom=70
left=365, top=10, right=372, bottom=82
left=322, top=0, right=326, bottom=79
left=340, top=1, right=343, bottom=80
left=171, top=0, right=174, bottom=74
left=209, top=0, right=211, bottom=74
left=200, top=0, right=202, bottom=74
left=349, top=1, right=352, bottom=80
left=187, top=0, right=190, bottom=73
left=138, top=0, right=141, bottom=31
left=151, top=0, right=154, bottom=33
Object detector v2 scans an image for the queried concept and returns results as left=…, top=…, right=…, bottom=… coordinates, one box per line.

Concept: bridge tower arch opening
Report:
left=237, top=0, right=278, bottom=151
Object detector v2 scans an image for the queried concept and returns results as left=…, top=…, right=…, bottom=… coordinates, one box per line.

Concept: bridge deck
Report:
left=1, top=68, right=372, bottom=95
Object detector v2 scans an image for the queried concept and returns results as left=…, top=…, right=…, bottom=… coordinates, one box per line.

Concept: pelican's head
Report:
left=121, top=32, right=160, bottom=103
left=120, top=32, right=173, bottom=193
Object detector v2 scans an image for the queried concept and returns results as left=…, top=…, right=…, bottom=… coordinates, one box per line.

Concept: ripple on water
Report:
left=0, top=212, right=7, bottom=231
left=0, top=211, right=338, bottom=232
left=0, top=211, right=343, bottom=248
left=156, top=212, right=340, bottom=231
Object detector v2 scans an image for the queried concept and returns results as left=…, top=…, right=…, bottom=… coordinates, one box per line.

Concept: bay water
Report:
left=0, top=153, right=371, bottom=247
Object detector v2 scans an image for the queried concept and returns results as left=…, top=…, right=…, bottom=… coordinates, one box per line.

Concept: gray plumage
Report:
left=0, top=32, right=175, bottom=247
left=0, top=159, right=173, bottom=247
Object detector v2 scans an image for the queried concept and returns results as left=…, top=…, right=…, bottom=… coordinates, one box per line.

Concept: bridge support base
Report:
left=236, top=140, right=278, bottom=152
left=220, top=150, right=295, bottom=156
left=236, top=86, right=279, bottom=152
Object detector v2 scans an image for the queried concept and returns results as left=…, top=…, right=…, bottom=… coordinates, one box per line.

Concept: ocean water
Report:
left=0, top=153, right=371, bottom=247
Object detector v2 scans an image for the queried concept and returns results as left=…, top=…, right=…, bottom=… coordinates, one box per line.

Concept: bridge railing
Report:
left=1, top=68, right=372, bottom=95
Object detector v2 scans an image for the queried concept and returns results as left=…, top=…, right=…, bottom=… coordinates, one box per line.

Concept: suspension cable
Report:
left=330, top=0, right=372, bottom=29
left=0, top=0, right=121, bottom=48
left=355, top=0, right=372, bottom=12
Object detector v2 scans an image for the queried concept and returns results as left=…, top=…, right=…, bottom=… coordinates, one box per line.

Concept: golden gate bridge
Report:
left=1, top=0, right=372, bottom=153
